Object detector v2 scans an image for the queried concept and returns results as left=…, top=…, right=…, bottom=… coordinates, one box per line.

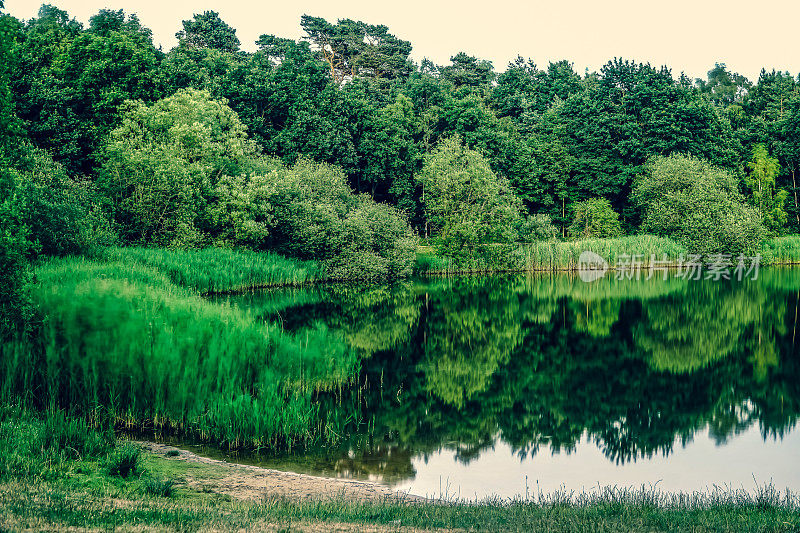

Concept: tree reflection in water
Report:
left=213, top=270, right=800, bottom=484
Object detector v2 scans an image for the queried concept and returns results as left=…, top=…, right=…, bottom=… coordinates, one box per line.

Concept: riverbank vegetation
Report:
left=0, top=407, right=798, bottom=532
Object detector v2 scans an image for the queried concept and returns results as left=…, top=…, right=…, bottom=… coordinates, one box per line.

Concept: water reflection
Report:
left=211, top=270, right=800, bottom=493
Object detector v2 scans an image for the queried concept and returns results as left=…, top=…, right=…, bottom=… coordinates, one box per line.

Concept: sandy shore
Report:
left=138, top=441, right=428, bottom=504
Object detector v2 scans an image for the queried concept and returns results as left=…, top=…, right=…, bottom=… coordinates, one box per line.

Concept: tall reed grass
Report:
left=100, top=247, right=322, bottom=293
left=1, top=258, right=358, bottom=449
left=416, top=236, right=688, bottom=274
left=760, top=235, right=800, bottom=265
left=523, top=235, right=687, bottom=270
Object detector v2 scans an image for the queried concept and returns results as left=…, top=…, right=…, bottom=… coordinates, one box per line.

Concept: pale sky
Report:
left=5, top=0, right=800, bottom=82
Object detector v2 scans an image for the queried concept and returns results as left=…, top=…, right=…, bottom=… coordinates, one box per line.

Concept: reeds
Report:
left=1, top=256, right=358, bottom=450
left=416, top=236, right=688, bottom=274
left=100, top=246, right=323, bottom=293
left=760, top=235, right=800, bottom=265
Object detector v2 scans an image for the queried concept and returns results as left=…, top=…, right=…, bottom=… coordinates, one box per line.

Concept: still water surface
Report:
left=201, top=271, right=800, bottom=498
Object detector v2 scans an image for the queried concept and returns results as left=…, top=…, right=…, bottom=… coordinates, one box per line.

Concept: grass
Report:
left=100, top=246, right=323, bottom=293
left=0, top=408, right=797, bottom=532
left=523, top=235, right=688, bottom=271
left=761, top=236, right=800, bottom=265
left=416, top=236, right=689, bottom=274
left=1, top=254, right=359, bottom=450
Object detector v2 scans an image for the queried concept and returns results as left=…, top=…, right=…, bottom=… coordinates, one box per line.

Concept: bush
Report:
left=568, top=198, right=622, bottom=239
left=239, top=159, right=417, bottom=280
left=12, top=146, right=116, bottom=257
left=517, top=213, right=559, bottom=242
left=105, top=444, right=142, bottom=478
left=633, top=154, right=765, bottom=256
left=0, top=168, right=30, bottom=338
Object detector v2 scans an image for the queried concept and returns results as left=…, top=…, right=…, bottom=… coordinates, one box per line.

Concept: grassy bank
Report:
left=416, top=235, right=800, bottom=274
left=2, top=249, right=356, bottom=450
left=100, top=246, right=323, bottom=293
left=1, top=408, right=798, bottom=532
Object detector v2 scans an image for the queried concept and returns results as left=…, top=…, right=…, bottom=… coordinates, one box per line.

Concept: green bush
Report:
left=633, top=154, right=765, bottom=256
left=0, top=168, right=30, bottom=338
left=517, top=213, right=559, bottom=242
left=242, top=159, right=417, bottom=280
left=105, top=444, right=142, bottom=478
left=568, top=198, right=622, bottom=239
left=11, top=145, right=115, bottom=257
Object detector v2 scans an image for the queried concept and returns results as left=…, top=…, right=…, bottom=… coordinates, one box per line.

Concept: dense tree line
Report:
left=2, top=3, right=800, bottom=331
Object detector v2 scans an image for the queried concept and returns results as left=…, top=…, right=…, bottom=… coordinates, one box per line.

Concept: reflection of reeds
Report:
left=1, top=254, right=357, bottom=450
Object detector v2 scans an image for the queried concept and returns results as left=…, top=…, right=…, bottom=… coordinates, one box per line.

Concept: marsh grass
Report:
left=761, top=236, right=800, bottom=265
left=1, top=256, right=359, bottom=450
left=416, top=236, right=688, bottom=274
left=101, top=246, right=323, bottom=293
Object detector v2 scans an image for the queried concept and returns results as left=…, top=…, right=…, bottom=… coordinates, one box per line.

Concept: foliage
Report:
left=11, top=145, right=115, bottom=256
left=99, top=88, right=259, bottom=246
left=516, top=213, right=559, bottom=242
left=417, top=136, right=521, bottom=259
left=176, top=11, right=239, bottom=52
left=0, top=256, right=360, bottom=449
left=0, top=167, right=30, bottom=338
left=245, top=159, right=417, bottom=280
left=746, top=144, right=787, bottom=235
left=633, top=154, right=765, bottom=256
left=567, top=198, right=622, bottom=239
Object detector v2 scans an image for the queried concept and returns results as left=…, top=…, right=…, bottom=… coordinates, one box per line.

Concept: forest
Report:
left=2, top=6, right=800, bottom=291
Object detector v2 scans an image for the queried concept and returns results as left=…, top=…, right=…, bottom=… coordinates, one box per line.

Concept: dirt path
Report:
left=138, top=441, right=428, bottom=504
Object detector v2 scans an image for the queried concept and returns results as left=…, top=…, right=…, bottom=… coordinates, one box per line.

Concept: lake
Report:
left=197, top=270, right=800, bottom=499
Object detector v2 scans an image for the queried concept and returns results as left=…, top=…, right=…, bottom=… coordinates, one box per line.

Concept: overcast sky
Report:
left=6, top=0, right=800, bottom=82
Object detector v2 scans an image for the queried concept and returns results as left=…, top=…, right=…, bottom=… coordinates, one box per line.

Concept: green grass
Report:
left=761, top=236, right=800, bottom=265
left=100, top=246, right=323, bottom=293
left=523, top=235, right=688, bottom=271
left=1, top=404, right=797, bottom=532
left=1, top=256, right=359, bottom=450
left=416, top=236, right=689, bottom=274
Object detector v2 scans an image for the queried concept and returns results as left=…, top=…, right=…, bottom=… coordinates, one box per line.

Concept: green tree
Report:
left=11, top=6, right=163, bottom=175
left=176, top=11, right=240, bottom=52
left=99, top=88, right=259, bottom=246
left=567, top=198, right=622, bottom=239
left=633, top=154, right=765, bottom=256
left=417, top=136, right=521, bottom=258
left=746, top=144, right=787, bottom=235
left=300, top=15, right=411, bottom=85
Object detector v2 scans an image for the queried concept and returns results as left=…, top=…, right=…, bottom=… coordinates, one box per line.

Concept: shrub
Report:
left=517, top=213, right=559, bottom=242
left=633, top=154, right=765, bottom=256
left=568, top=198, right=622, bottom=239
left=105, top=444, right=142, bottom=478
left=12, top=145, right=116, bottom=257
left=241, top=159, right=417, bottom=280
left=98, top=88, right=260, bottom=246
left=0, top=167, right=30, bottom=338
